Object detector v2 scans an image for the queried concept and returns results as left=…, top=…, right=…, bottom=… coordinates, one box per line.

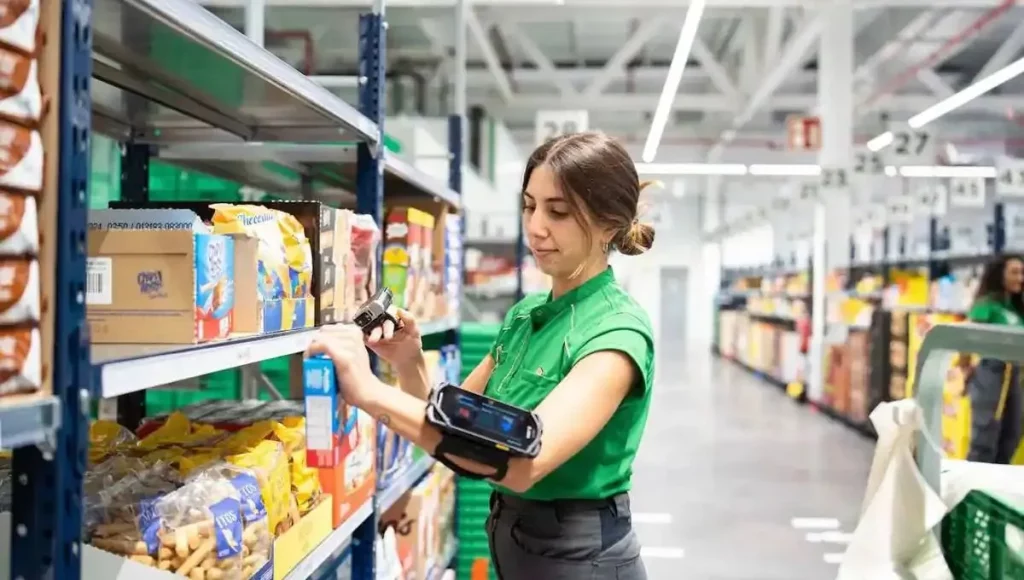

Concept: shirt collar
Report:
left=529, top=267, right=615, bottom=327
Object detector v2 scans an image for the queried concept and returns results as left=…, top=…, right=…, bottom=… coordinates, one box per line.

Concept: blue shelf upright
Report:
left=10, top=0, right=93, bottom=579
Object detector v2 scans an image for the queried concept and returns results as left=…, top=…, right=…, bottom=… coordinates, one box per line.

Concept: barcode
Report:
left=88, top=272, right=104, bottom=295
left=86, top=257, right=112, bottom=305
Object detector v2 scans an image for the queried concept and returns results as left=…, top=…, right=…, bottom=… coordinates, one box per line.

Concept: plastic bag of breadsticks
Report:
left=189, top=463, right=272, bottom=578
left=143, top=474, right=246, bottom=578
left=220, top=430, right=294, bottom=536
left=271, top=417, right=322, bottom=516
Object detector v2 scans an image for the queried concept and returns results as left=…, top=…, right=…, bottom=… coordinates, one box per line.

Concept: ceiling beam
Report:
left=465, top=9, right=515, bottom=103
left=200, top=0, right=1024, bottom=9
left=707, top=11, right=825, bottom=160
left=500, top=23, right=578, bottom=97
left=691, top=37, right=740, bottom=99
left=583, top=18, right=664, bottom=97
left=974, top=21, right=1024, bottom=82
left=763, top=7, right=785, bottom=68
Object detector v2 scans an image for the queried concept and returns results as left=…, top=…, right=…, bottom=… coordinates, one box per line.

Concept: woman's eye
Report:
left=549, top=210, right=569, bottom=219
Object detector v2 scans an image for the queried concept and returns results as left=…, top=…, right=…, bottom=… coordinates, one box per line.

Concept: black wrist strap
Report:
left=433, top=436, right=510, bottom=481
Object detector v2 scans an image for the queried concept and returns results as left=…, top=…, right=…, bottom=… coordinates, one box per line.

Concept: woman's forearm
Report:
left=394, top=352, right=432, bottom=400
left=361, top=378, right=442, bottom=454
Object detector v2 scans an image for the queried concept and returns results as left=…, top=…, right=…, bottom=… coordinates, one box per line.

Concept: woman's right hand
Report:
left=365, top=309, right=423, bottom=368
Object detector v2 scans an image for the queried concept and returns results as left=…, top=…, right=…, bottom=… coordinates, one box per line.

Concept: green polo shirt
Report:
left=484, top=267, right=655, bottom=501
left=968, top=296, right=1024, bottom=326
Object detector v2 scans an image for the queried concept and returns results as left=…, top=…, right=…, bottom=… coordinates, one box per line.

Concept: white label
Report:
left=819, top=167, right=850, bottom=190
left=885, top=123, right=935, bottom=165
left=996, top=156, right=1024, bottom=197
left=949, top=176, right=986, bottom=207
left=86, top=257, right=113, bottom=305
left=534, top=110, right=589, bottom=146
left=853, top=150, right=885, bottom=176
left=914, top=184, right=947, bottom=216
left=888, top=195, right=913, bottom=223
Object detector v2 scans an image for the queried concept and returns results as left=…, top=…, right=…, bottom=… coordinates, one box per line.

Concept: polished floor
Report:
left=630, top=349, right=874, bottom=580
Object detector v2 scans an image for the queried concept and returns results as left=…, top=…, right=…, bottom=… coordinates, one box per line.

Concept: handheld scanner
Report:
left=354, top=287, right=399, bottom=333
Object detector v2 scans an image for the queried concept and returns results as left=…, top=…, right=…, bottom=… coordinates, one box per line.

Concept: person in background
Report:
left=308, top=131, right=657, bottom=579
left=961, top=255, right=1024, bottom=464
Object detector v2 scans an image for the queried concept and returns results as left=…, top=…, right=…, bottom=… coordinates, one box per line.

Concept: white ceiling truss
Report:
left=204, top=0, right=1024, bottom=229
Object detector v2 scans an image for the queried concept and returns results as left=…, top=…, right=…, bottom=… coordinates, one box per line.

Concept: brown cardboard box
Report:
left=86, top=217, right=235, bottom=344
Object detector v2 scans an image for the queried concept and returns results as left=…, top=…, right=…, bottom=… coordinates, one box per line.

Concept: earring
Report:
left=601, top=240, right=610, bottom=253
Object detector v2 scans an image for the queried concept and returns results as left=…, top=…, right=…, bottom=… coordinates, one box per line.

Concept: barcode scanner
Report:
left=354, top=287, right=401, bottom=334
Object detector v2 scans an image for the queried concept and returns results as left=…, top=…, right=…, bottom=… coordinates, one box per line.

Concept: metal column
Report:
left=352, top=7, right=386, bottom=580
left=10, top=0, right=93, bottom=578
left=809, top=1, right=854, bottom=402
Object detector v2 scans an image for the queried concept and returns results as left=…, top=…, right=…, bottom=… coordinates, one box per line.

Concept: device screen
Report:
left=438, top=388, right=534, bottom=450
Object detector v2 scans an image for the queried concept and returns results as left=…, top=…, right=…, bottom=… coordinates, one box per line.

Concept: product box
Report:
left=318, top=410, right=377, bottom=529
left=303, top=354, right=360, bottom=468
left=229, top=232, right=314, bottom=334
left=87, top=209, right=235, bottom=344
left=380, top=467, right=443, bottom=580
left=383, top=206, right=435, bottom=316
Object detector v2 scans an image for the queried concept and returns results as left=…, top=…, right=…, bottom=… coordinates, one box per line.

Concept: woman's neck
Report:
left=551, top=259, right=607, bottom=299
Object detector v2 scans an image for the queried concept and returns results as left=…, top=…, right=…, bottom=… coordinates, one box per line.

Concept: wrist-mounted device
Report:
left=354, top=287, right=400, bottom=334
left=425, top=383, right=542, bottom=481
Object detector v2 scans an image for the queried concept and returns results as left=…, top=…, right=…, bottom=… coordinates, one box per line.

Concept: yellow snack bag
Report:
left=209, top=204, right=313, bottom=300
left=226, top=440, right=292, bottom=535
left=272, top=418, right=322, bottom=515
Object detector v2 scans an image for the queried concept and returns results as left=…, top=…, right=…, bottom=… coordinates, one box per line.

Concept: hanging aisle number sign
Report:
left=535, top=110, right=589, bottom=146
left=949, top=176, right=986, bottom=207
left=853, top=149, right=885, bottom=176
left=996, top=156, right=1024, bottom=197
left=914, top=183, right=948, bottom=217
left=885, top=122, right=935, bottom=165
left=819, top=166, right=850, bottom=190
left=888, top=195, right=913, bottom=223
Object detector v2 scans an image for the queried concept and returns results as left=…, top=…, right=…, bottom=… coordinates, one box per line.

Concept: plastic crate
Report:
left=942, top=490, right=1024, bottom=579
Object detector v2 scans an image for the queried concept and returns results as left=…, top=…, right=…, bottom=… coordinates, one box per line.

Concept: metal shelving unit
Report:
left=3, top=0, right=464, bottom=578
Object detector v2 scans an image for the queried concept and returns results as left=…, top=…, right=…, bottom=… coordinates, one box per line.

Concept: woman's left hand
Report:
left=306, top=324, right=381, bottom=408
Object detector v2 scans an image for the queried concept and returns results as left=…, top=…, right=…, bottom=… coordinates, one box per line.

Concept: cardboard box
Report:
left=303, top=354, right=360, bottom=468
left=318, top=410, right=376, bottom=529
left=230, top=233, right=314, bottom=334
left=111, top=200, right=333, bottom=323
left=87, top=209, right=234, bottom=344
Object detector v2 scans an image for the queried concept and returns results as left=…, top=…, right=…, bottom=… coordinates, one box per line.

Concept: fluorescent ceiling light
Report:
left=749, top=164, right=820, bottom=176
left=910, top=55, right=1024, bottom=128
left=635, top=162, right=995, bottom=178
left=641, top=0, right=707, bottom=163
left=867, top=55, right=1024, bottom=150
left=635, top=162, right=747, bottom=176
left=866, top=132, right=893, bottom=152
left=897, top=165, right=997, bottom=178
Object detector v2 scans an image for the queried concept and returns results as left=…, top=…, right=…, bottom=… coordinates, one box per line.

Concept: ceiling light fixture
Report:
left=641, top=0, right=707, bottom=163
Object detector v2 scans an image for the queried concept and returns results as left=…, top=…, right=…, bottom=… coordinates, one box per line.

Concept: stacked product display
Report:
left=0, top=1, right=469, bottom=579
left=714, top=268, right=810, bottom=391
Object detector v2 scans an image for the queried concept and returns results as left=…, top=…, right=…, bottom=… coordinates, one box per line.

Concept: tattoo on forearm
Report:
left=378, top=413, right=391, bottom=426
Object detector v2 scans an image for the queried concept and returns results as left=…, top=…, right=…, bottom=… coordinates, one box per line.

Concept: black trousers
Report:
left=486, top=492, right=647, bottom=580
left=968, top=359, right=1024, bottom=464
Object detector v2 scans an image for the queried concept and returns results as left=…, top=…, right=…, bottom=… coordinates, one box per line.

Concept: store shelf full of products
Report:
left=1, top=1, right=464, bottom=580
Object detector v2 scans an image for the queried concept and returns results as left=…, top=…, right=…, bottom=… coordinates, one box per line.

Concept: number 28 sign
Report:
left=535, top=111, right=589, bottom=146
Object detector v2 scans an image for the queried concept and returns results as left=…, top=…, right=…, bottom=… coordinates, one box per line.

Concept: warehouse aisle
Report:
left=630, top=350, right=874, bottom=579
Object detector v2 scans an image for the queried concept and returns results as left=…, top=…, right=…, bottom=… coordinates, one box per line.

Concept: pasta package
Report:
left=209, top=204, right=312, bottom=301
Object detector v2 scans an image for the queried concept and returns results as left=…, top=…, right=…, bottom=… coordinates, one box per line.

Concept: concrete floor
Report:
left=630, top=350, right=874, bottom=579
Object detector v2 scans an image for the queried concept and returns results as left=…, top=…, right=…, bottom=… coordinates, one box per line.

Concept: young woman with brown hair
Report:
left=307, top=131, right=657, bottom=579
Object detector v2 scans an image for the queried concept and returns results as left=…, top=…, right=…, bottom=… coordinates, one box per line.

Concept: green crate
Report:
left=942, top=490, right=1024, bottom=579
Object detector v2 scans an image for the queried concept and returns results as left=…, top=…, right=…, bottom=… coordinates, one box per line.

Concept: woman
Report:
left=961, top=255, right=1024, bottom=464
left=307, top=132, right=657, bottom=579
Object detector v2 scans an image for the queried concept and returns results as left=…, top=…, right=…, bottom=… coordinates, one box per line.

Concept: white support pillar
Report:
left=245, top=0, right=265, bottom=47
left=809, top=1, right=854, bottom=402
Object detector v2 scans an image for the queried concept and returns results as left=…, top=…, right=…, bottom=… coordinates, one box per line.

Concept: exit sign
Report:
left=787, top=116, right=821, bottom=151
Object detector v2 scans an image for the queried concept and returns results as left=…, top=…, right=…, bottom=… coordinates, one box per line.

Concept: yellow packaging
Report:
left=227, top=439, right=293, bottom=535
left=274, top=417, right=322, bottom=515
left=210, top=204, right=313, bottom=300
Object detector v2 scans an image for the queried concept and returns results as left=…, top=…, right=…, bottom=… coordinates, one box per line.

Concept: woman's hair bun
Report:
left=617, top=221, right=656, bottom=256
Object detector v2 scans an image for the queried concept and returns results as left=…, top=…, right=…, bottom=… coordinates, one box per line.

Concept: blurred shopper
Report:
left=963, top=255, right=1024, bottom=464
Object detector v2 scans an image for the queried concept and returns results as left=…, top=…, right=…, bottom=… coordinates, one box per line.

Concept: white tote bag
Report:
left=836, top=400, right=951, bottom=580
